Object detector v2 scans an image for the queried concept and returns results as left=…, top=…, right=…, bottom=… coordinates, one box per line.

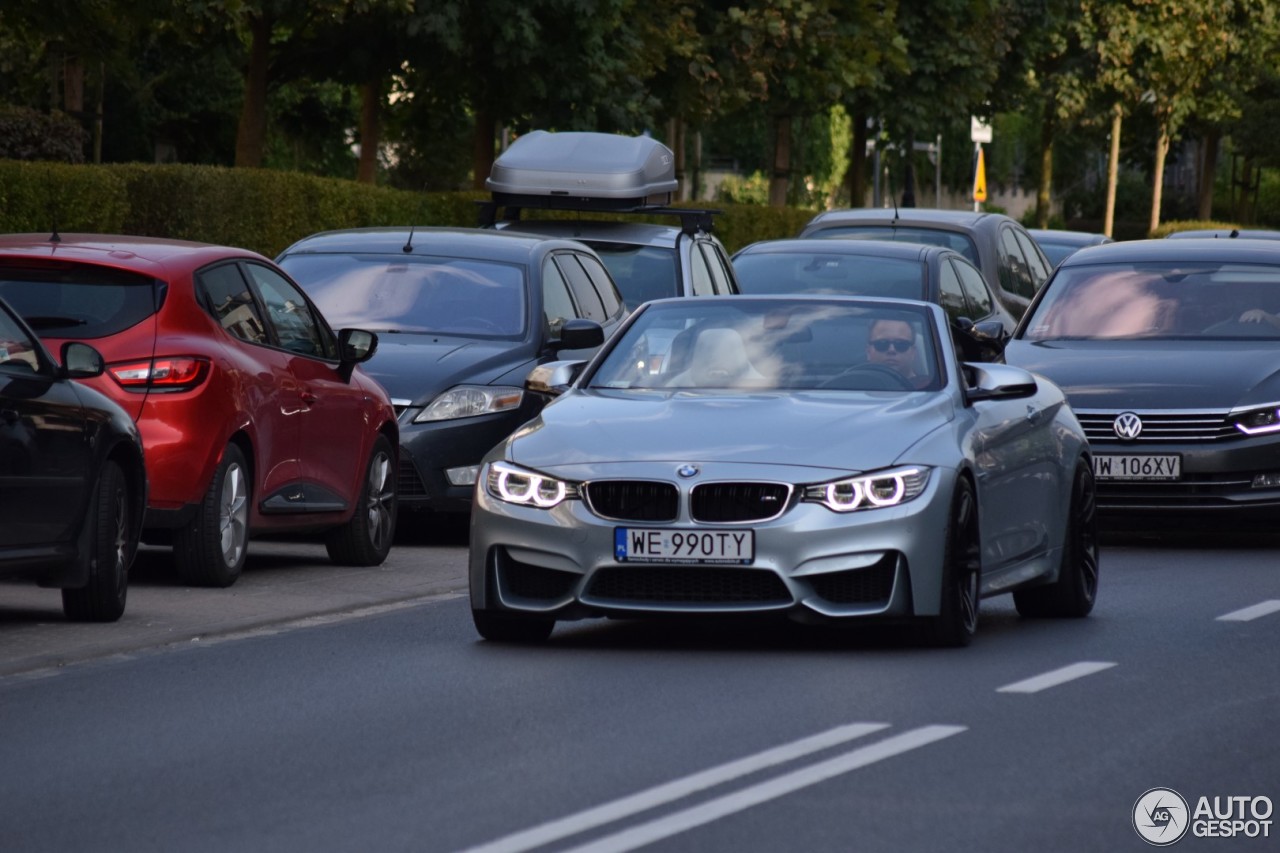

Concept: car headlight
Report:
left=1232, top=405, right=1280, bottom=435
left=414, top=386, right=524, bottom=423
left=803, top=466, right=930, bottom=512
left=485, top=461, right=578, bottom=508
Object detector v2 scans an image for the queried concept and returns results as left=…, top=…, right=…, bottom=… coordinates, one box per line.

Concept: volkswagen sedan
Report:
left=469, top=295, right=1098, bottom=647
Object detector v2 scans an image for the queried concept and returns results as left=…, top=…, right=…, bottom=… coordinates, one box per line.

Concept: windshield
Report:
left=1021, top=262, right=1280, bottom=340
left=809, top=226, right=979, bottom=266
left=734, top=252, right=926, bottom=298
left=587, top=243, right=679, bottom=305
left=589, top=298, right=940, bottom=392
left=278, top=253, right=527, bottom=338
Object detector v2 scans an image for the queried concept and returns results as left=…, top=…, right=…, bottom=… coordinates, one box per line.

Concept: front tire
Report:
left=922, top=477, right=981, bottom=647
left=63, top=460, right=133, bottom=622
left=472, top=609, right=555, bottom=643
left=174, top=444, right=250, bottom=587
left=325, top=435, right=397, bottom=566
left=1014, top=462, right=1099, bottom=618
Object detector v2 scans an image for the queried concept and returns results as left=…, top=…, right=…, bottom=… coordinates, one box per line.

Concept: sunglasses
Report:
left=870, top=338, right=914, bottom=353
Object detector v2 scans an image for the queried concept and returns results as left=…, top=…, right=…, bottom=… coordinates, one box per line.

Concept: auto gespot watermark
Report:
left=1133, top=787, right=1273, bottom=845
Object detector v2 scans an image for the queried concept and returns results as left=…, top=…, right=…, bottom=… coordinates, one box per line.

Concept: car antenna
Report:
left=402, top=224, right=415, bottom=253
left=46, top=168, right=62, bottom=243
left=887, top=167, right=900, bottom=222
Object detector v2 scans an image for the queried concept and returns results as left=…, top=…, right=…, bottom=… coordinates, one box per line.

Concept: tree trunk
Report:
left=234, top=12, right=272, bottom=168
left=357, top=80, right=380, bottom=184
left=667, top=118, right=686, bottom=200
left=472, top=107, right=496, bottom=189
left=1148, top=123, right=1170, bottom=235
left=93, top=62, right=104, bottom=164
left=768, top=115, right=791, bottom=207
left=848, top=112, right=868, bottom=208
left=1035, top=101, right=1054, bottom=228
left=902, top=130, right=916, bottom=208
left=1196, top=129, right=1219, bottom=221
left=1103, top=106, right=1122, bottom=238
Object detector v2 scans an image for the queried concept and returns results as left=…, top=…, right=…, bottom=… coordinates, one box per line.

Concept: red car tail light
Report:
left=108, top=357, right=211, bottom=391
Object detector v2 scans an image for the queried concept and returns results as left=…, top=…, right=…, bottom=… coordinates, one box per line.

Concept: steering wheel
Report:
left=819, top=363, right=915, bottom=391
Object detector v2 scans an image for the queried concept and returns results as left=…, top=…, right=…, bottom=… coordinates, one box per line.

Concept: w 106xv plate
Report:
left=1093, top=454, right=1181, bottom=480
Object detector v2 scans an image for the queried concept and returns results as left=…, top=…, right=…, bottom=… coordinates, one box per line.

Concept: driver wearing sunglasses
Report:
left=865, top=318, right=928, bottom=388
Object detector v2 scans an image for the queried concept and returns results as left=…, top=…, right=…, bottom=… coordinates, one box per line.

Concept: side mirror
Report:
left=965, top=362, right=1037, bottom=403
left=553, top=318, right=604, bottom=352
left=338, top=328, right=379, bottom=364
left=61, top=341, right=105, bottom=379
left=525, top=360, right=587, bottom=397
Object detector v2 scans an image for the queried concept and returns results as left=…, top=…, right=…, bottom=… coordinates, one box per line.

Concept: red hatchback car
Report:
left=0, top=234, right=399, bottom=587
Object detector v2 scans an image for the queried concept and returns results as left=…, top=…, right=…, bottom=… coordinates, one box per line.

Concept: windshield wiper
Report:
left=24, top=316, right=89, bottom=329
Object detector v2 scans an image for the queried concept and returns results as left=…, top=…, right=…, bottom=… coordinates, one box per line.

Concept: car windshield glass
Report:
left=810, top=226, right=979, bottom=265
left=0, top=263, right=157, bottom=340
left=587, top=243, right=678, bottom=305
left=1021, top=262, right=1280, bottom=340
left=734, top=253, right=926, bottom=298
left=279, top=254, right=527, bottom=337
left=588, top=298, right=940, bottom=392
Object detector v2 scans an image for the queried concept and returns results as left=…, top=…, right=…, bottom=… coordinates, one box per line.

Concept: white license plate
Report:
left=1093, top=454, right=1181, bottom=480
left=614, top=528, right=754, bottom=565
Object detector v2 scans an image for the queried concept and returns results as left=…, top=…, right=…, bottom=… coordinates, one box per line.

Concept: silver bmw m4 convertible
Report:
left=469, top=295, right=1099, bottom=647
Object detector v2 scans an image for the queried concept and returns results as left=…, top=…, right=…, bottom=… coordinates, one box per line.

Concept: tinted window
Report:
left=588, top=243, right=678, bottom=305
left=197, top=263, right=269, bottom=345
left=278, top=254, right=527, bottom=338
left=576, top=253, right=623, bottom=318
left=541, top=258, right=576, bottom=336
left=243, top=263, right=336, bottom=359
left=699, top=243, right=735, bottom=295
left=998, top=228, right=1037, bottom=299
left=556, top=254, right=607, bottom=322
left=808, top=226, right=979, bottom=265
left=953, top=259, right=994, bottom=318
left=0, top=262, right=156, bottom=340
left=937, top=260, right=969, bottom=322
left=734, top=252, right=926, bottom=299
left=1014, top=229, right=1051, bottom=285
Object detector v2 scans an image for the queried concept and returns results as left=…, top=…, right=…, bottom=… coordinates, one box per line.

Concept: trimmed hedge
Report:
left=0, top=160, right=818, bottom=257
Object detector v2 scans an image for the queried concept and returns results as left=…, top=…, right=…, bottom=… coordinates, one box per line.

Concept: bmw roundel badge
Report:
left=677, top=464, right=700, bottom=479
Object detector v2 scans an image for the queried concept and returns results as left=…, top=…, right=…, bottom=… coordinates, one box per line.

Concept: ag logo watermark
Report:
left=1134, top=788, right=1189, bottom=845
left=1133, top=788, right=1273, bottom=844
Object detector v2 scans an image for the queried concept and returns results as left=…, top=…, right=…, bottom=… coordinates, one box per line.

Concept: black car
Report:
left=731, top=238, right=1017, bottom=360
left=276, top=227, right=626, bottom=521
left=1004, top=238, right=1280, bottom=522
left=1028, top=228, right=1113, bottom=268
left=798, top=208, right=1052, bottom=318
left=0, top=297, right=146, bottom=621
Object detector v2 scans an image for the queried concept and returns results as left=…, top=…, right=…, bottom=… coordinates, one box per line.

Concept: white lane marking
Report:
left=557, top=725, right=967, bottom=853
left=459, top=722, right=890, bottom=853
left=1217, top=600, right=1280, bottom=622
left=996, top=661, right=1117, bottom=694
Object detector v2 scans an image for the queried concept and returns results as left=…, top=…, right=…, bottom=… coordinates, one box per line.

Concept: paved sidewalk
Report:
left=0, top=532, right=469, bottom=678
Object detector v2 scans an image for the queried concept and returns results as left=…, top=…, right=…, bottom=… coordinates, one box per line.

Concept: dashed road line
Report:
left=996, top=661, right=1117, bottom=694
left=1216, top=600, right=1280, bottom=622
left=460, top=722, right=906, bottom=853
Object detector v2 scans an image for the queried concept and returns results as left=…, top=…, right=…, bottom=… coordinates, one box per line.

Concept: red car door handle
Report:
left=301, top=391, right=319, bottom=404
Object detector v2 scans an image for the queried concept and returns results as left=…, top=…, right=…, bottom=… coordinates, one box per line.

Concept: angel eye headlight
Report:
left=485, top=461, right=577, bottom=508
left=804, top=466, right=930, bottom=512
left=1233, top=406, right=1280, bottom=435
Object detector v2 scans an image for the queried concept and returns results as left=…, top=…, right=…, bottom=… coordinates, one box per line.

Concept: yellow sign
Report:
left=973, top=146, right=987, bottom=203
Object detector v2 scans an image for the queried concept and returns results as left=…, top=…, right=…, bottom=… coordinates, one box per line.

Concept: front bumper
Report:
left=468, top=465, right=957, bottom=624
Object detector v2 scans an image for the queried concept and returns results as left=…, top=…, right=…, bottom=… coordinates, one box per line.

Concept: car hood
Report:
left=504, top=389, right=952, bottom=478
left=1005, top=340, right=1280, bottom=409
left=361, top=334, right=535, bottom=403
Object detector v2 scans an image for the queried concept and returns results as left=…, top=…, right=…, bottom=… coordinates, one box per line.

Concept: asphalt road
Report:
left=1, top=527, right=1278, bottom=853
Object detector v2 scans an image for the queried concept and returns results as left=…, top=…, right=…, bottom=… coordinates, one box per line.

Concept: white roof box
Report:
left=486, top=131, right=678, bottom=210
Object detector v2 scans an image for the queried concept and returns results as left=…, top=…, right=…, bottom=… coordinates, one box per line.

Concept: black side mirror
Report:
left=338, top=328, right=379, bottom=364
left=554, top=318, right=604, bottom=352
left=61, top=341, right=105, bottom=379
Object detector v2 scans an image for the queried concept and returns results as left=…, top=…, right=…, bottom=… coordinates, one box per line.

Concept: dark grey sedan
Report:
left=798, top=208, right=1053, bottom=318
left=1005, top=238, right=1280, bottom=522
left=732, top=238, right=1017, bottom=361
